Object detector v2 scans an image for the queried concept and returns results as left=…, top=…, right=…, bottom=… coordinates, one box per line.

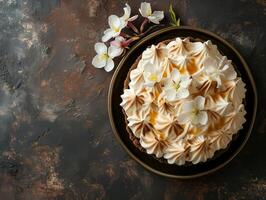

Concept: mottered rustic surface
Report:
left=0, top=0, right=265, bottom=199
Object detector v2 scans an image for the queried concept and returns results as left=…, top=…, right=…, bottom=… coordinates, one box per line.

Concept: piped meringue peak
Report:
left=120, top=37, right=247, bottom=165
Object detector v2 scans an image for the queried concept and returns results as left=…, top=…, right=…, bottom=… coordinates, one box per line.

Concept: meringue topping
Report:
left=120, top=37, right=246, bottom=165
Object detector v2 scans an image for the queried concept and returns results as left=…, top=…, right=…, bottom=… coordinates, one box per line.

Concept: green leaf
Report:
left=176, top=18, right=180, bottom=26
left=169, top=4, right=177, bottom=24
left=169, top=4, right=181, bottom=27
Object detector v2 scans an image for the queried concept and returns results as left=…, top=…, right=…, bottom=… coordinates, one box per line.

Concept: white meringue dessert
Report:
left=120, top=37, right=246, bottom=165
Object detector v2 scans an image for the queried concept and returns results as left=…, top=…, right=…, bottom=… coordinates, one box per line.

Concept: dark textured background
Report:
left=0, top=0, right=265, bottom=199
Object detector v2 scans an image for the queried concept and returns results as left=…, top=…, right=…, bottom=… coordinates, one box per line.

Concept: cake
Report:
left=120, top=37, right=246, bottom=165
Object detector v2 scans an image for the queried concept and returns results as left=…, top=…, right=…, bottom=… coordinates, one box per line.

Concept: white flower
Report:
left=203, top=56, right=237, bottom=87
left=162, top=69, right=192, bottom=101
left=177, top=96, right=208, bottom=125
left=121, top=3, right=138, bottom=23
left=143, top=62, right=163, bottom=87
left=110, top=36, right=126, bottom=57
left=92, top=42, right=120, bottom=72
left=139, top=2, right=164, bottom=24
left=102, top=15, right=126, bottom=42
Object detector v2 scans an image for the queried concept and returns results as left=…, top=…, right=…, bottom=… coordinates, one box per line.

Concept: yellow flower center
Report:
left=148, top=74, right=158, bottom=82
left=147, top=8, right=152, bottom=16
left=114, top=26, right=120, bottom=33
left=192, top=109, right=199, bottom=115
left=100, top=53, right=109, bottom=60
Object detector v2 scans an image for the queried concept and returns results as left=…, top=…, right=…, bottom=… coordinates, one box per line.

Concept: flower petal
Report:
left=102, top=29, right=114, bottom=42
left=191, top=114, right=199, bottom=125
left=170, top=68, right=180, bottom=81
left=220, top=63, right=229, bottom=71
left=143, top=81, right=155, bottom=87
left=139, top=2, right=152, bottom=17
left=110, top=36, right=126, bottom=47
left=115, top=36, right=126, bottom=42
left=218, top=56, right=227, bottom=67
left=233, top=78, right=246, bottom=104
left=122, top=3, right=131, bottom=20
left=128, top=15, right=138, bottom=22
left=92, top=55, right=106, bottom=68
left=223, top=64, right=237, bottom=80
left=176, top=88, right=189, bottom=100
left=165, top=88, right=176, bottom=101
left=204, top=56, right=217, bottom=66
left=148, top=11, right=164, bottom=24
left=194, top=96, right=205, bottom=110
left=163, top=77, right=172, bottom=87
left=177, top=112, right=191, bottom=124
left=143, top=62, right=155, bottom=73
left=203, top=57, right=217, bottom=73
left=198, top=111, right=208, bottom=125
left=94, top=42, right=107, bottom=55
left=104, top=58, right=114, bottom=72
left=108, top=15, right=122, bottom=30
left=182, top=101, right=194, bottom=112
left=180, top=75, right=192, bottom=88
left=108, top=46, right=123, bottom=58
left=110, top=40, right=121, bottom=47
left=214, top=76, right=222, bottom=88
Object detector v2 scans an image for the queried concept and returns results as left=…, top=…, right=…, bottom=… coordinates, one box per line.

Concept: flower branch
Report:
left=92, top=2, right=181, bottom=72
